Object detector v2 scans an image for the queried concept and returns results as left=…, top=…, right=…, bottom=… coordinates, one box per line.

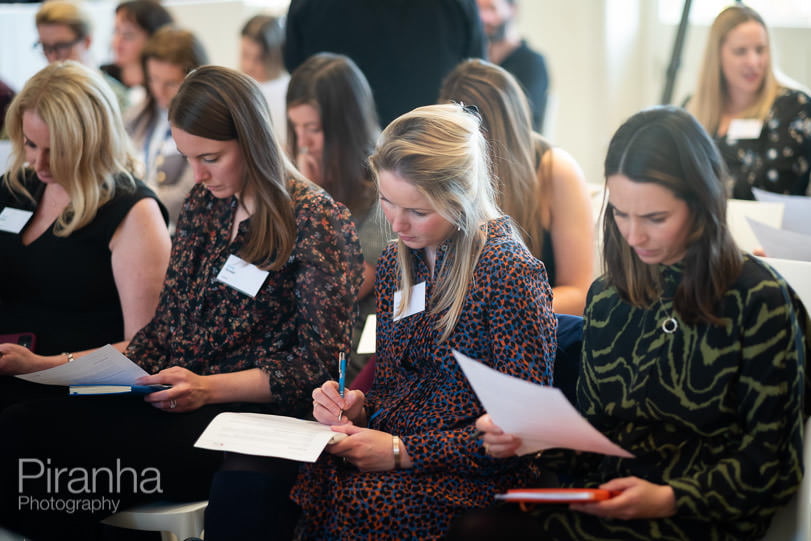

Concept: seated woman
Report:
left=0, top=65, right=362, bottom=540
left=294, top=103, right=557, bottom=540
left=101, top=0, right=175, bottom=104
left=471, top=106, right=810, bottom=541
left=240, top=14, right=289, bottom=146
left=287, top=52, right=390, bottom=380
left=440, top=59, right=593, bottom=315
left=687, top=5, right=811, bottom=199
left=127, top=26, right=208, bottom=230
left=0, top=61, right=170, bottom=366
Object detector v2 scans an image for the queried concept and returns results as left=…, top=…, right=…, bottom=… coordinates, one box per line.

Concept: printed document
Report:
left=195, top=412, right=344, bottom=462
left=453, top=350, right=633, bottom=458
left=16, top=345, right=148, bottom=386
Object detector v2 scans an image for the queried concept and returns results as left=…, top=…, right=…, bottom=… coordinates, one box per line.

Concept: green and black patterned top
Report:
left=535, top=254, right=809, bottom=541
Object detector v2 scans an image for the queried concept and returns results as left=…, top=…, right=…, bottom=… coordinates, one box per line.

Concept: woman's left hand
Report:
left=570, top=477, right=676, bottom=520
left=325, top=424, right=411, bottom=472
left=137, top=366, right=210, bottom=413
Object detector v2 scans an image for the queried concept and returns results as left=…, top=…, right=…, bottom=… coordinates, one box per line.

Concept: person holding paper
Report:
left=294, top=103, right=557, bottom=540
left=469, top=106, right=810, bottom=540
left=477, top=107, right=811, bottom=540
left=686, top=5, right=811, bottom=199
left=0, top=66, right=363, bottom=540
left=0, top=61, right=170, bottom=369
left=440, top=59, right=594, bottom=315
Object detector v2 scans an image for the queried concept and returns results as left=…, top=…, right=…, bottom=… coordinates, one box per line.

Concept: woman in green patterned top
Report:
left=471, top=106, right=809, bottom=540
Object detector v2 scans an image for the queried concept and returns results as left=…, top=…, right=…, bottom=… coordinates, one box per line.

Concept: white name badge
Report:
left=0, top=207, right=34, bottom=234
left=726, top=119, right=763, bottom=142
left=392, top=281, right=426, bottom=321
left=215, top=254, right=269, bottom=298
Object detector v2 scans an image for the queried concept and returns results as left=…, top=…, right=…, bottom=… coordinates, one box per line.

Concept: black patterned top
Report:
left=716, top=88, right=811, bottom=199
left=127, top=180, right=363, bottom=418
left=292, top=216, right=557, bottom=540
left=534, top=254, right=809, bottom=541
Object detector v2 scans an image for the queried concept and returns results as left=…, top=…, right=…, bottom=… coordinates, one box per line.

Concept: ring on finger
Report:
left=483, top=443, right=490, bottom=455
left=169, top=399, right=177, bottom=409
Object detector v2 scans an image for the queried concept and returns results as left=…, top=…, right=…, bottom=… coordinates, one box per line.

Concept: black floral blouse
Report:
left=716, top=88, right=811, bottom=199
left=127, top=179, right=363, bottom=418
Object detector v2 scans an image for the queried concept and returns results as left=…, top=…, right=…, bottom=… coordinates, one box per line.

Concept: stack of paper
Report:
left=746, top=189, right=811, bottom=261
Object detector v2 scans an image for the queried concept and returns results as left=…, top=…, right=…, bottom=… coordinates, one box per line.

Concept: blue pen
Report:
left=337, top=352, right=347, bottom=420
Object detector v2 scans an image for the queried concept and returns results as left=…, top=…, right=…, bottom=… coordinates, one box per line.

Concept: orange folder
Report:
left=496, top=488, right=620, bottom=504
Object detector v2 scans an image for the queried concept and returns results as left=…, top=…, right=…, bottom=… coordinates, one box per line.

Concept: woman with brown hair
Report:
left=127, top=26, right=208, bottom=229
left=472, top=106, right=809, bottom=541
left=287, top=52, right=390, bottom=378
left=440, top=59, right=593, bottom=315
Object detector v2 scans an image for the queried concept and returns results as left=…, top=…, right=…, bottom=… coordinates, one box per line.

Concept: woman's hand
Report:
left=326, top=424, right=411, bottom=472
left=137, top=366, right=211, bottom=413
left=475, top=414, right=522, bottom=458
left=312, top=380, right=365, bottom=426
left=0, top=343, right=65, bottom=375
left=296, top=147, right=322, bottom=185
left=570, top=477, right=677, bottom=520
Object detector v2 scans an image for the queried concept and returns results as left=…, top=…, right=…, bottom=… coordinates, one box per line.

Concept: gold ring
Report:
left=484, top=443, right=490, bottom=455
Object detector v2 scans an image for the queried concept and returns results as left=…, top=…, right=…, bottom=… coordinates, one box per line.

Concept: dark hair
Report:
left=133, top=26, right=208, bottom=131
left=240, top=15, right=285, bottom=76
left=286, top=53, right=379, bottom=214
left=603, top=105, right=741, bottom=325
left=169, top=65, right=298, bottom=269
left=115, top=0, right=174, bottom=36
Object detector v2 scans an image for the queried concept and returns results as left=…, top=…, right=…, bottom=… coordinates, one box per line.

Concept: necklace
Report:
left=656, top=296, right=678, bottom=334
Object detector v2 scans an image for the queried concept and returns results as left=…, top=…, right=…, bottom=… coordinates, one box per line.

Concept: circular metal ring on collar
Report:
left=661, top=317, right=678, bottom=334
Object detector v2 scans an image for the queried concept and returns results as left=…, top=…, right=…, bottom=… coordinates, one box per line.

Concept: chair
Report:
left=760, top=416, right=811, bottom=541
left=100, top=500, right=207, bottom=541
left=552, top=314, right=584, bottom=404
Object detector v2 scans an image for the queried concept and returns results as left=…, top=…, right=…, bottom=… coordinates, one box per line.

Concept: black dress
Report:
left=0, top=170, right=167, bottom=355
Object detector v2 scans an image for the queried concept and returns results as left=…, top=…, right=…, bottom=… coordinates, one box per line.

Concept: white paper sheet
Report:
left=752, top=187, right=811, bottom=235
left=356, top=314, right=376, bottom=354
left=726, top=199, right=784, bottom=253
left=16, top=344, right=148, bottom=386
left=194, top=412, right=343, bottom=462
left=453, top=350, right=633, bottom=458
left=747, top=218, right=811, bottom=261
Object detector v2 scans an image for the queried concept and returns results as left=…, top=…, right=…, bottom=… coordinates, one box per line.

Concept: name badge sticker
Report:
left=0, top=207, right=34, bottom=234
left=726, top=119, right=763, bottom=142
left=215, top=254, right=269, bottom=298
left=392, top=281, right=426, bottom=321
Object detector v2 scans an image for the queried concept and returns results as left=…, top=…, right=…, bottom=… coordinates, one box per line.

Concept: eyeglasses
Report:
left=33, top=37, right=83, bottom=58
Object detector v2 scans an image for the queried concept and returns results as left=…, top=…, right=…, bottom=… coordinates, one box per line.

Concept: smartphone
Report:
left=0, top=332, right=37, bottom=351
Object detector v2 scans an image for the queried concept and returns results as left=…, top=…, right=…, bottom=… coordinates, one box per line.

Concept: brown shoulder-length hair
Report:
left=169, top=65, right=301, bottom=269
left=603, top=106, right=742, bottom=325
left=133, top=26, right=208, bottom=133
left=688, top=5, right=780, bottom=135
left=439, top=58, right=552, bottom=260
left=286, top=52, right=379, bottom=215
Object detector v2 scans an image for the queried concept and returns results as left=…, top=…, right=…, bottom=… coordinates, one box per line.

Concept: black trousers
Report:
left=0, top=377, right=224, bottom=540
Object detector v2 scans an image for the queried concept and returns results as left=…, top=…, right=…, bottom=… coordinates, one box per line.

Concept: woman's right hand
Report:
left=312, top=380, right=365, bottom=426
left=475, top=413, right=522, bottom=458
left=296, top=147, right=322, bottom=185
left=0, top=343, right=64, bottom=375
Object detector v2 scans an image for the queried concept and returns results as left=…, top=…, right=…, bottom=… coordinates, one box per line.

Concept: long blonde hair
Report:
left=369, top=103, right=504, bottom=341
left=4, top=61, right=136, bottom=236
left=440, top=59, right=552, bottom=259
left=688, top=5, right=780, bottom=135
